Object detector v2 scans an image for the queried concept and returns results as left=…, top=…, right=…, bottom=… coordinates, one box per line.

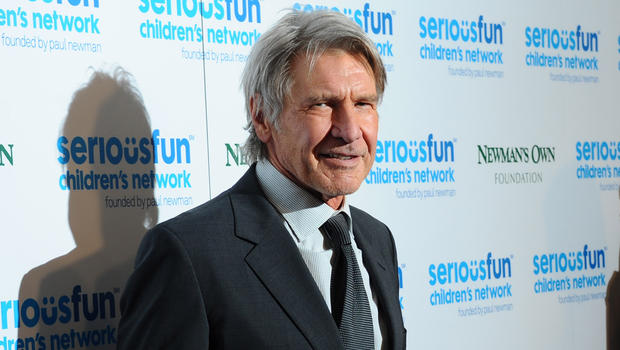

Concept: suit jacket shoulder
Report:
left=350, top=205, right=399, bottom=277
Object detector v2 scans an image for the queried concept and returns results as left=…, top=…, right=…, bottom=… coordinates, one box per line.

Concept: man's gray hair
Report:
left=241, top=10, right=387, bottom=162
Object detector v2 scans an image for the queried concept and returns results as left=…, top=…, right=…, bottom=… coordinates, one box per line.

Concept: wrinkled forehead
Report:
left=295, top=48, right=374, bottom=80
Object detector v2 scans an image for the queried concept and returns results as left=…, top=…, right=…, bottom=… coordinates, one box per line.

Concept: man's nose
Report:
left=330, top=103, right=362, bottom=143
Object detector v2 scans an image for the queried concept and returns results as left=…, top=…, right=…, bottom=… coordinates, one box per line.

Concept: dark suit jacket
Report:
left=118, top=165, right=406, bottom=349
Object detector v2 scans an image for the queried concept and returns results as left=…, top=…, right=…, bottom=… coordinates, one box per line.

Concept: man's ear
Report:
left=250, top=95, right=273, bottom=143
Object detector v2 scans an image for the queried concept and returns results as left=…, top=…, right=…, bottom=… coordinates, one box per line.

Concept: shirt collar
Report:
left=255, top=160, right=351, bottom=243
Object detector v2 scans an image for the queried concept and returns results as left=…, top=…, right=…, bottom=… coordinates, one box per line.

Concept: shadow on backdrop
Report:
left=607, top=187, right=620, bottom=350
left=18, top=68, right=157, bottom=350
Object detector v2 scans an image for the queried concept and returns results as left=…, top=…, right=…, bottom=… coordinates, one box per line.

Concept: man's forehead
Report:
left=293, top=49, right=374, bottom=79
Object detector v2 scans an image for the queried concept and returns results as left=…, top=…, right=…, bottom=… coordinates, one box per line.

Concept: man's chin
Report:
left=318, top=182, right=363, bottom=199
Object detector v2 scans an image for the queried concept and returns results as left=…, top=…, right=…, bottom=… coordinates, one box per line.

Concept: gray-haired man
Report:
left=119, top=10, right=405, bottom=350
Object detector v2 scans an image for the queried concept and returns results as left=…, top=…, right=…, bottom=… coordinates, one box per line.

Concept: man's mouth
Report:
left=322, top=153, right=355, bottom=160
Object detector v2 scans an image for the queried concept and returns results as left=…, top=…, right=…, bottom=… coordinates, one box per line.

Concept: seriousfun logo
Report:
left=0, top=143, right=14, bottom=166
left=575, top=140, right=620, bottom=191
left=139, top=0, right=262, bottom=45
left=56, top=129, right=194, bottom=191
left=532, top=244, right=607, bottom=299
left=367, top=134, right=457, bottom=200
left=525, top=24, right=600, bottom=75
left=418, top=15, right=504, bottom=65
left=0, top=285, right=118, bottom=348
left=367, top=134, right=455, bottom=185
left=427, top=252, right=513, bottom=308
left=477, top=144, right=555, bottom=185
left=293, top=2, right=394, bottom=59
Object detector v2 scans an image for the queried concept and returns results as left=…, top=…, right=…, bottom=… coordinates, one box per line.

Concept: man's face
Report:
left=254, top=50, right=379, bottom=208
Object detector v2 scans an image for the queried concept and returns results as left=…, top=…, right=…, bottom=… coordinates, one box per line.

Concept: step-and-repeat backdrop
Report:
left=1, top=0, right=618, bottom=349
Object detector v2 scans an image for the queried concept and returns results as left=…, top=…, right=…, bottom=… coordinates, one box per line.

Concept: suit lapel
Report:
left=351, top=210, right=402, bottom=350
left=229, top=168, right=343, bottom=350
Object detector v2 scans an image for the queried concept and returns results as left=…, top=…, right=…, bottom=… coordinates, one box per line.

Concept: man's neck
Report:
left=322, top=195, right=345, bottom=210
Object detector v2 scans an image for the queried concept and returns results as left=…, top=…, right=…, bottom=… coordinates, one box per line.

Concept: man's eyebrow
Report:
left=355, top=94, right=379, bottom=103
left=302, top=94, right=339, bottom=104
left=302, top=92, right=378, bottom=105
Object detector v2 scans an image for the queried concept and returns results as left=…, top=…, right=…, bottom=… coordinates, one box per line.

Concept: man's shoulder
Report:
left=350, top=205, right=395, bottom=248
left=159, top=192, right=233, bottom=232
left=151, top=165, right=262, bottom=239
left=350, top=205, right=388, bottom=231
left=141, top=191, right=235, bottom=257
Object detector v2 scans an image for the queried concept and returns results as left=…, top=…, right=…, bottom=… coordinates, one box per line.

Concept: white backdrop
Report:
left=1, top=0, right=619, bottom=349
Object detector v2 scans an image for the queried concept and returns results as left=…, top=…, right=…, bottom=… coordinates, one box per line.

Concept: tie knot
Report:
left=320, top=213, right=351, bottom=247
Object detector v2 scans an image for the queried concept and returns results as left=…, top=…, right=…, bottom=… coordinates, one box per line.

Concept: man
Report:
left=119, top=10, right=405, bottom=349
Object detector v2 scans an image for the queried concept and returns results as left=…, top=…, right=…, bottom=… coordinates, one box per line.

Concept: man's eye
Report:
left=309, top=102, right=329, bottom=110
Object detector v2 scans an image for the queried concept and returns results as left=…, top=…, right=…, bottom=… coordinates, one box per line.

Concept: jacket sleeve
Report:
left=118, top=225, right=210, bottom=349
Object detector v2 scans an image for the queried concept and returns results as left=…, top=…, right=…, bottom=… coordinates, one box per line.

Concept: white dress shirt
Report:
left=255, top=160, right=383, bottom=349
